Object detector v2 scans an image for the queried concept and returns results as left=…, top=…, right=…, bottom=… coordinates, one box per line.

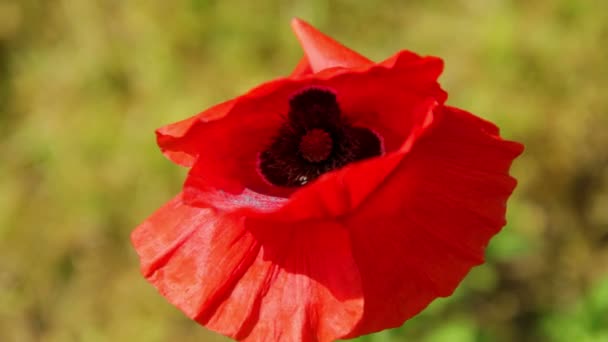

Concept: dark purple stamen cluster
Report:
left=259, top=88, right=382, bottom=187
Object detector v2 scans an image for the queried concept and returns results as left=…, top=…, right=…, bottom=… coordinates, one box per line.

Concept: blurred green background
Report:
left=1, top=1, right=607, bottom=341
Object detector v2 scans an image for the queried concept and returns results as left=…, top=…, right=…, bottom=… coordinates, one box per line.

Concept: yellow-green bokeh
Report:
left=1, top=1, right=607, bottom=341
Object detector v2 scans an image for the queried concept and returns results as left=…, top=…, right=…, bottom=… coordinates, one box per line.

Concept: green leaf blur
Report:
left=1, top=1, right=606, bottom=341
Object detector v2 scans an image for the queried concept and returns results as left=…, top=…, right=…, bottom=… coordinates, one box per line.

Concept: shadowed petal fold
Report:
left=344, top=106, right=523, bottom=336
left=200, top=220, right=364, bottom=341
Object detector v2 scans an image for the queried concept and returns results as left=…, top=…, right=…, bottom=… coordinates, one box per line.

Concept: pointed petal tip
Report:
left=290, top=18, right=318, bottom=38
left=290, top=17, right=320, bottom=46
left=290, top=17, right=306, bottom=30
left=289, top=17, right=371, bottom=73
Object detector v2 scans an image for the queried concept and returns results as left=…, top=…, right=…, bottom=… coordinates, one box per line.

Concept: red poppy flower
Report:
left=131, top=18, right=524, bottom=341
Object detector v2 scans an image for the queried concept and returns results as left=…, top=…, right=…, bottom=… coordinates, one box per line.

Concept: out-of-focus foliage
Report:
left=1, top=1, right=607, bottom=341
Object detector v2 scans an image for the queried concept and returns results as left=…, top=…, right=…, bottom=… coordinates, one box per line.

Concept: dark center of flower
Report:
left=259, top=88, right=382, bottom=187
left=299, top=128, right=333, bottom=162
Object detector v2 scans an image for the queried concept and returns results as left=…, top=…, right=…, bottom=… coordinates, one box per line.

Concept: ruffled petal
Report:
left=199, top=220, right=363, bottom=341
left=156, top=99, right=237, bottom=167
left=131, top=196, right=364, bottom=342
left=343, top=105, right=523, bottom=336
left=131, top=194, right=260, bottom=319
left=131, top=193, right=207, bottom=277
left=291, top=18, right=372, bottom=73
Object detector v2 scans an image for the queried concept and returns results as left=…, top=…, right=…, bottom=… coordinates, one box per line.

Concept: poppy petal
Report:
left=291, top=18, right=372, bottom=73
left=131, top=193, right=204, bottom=277
left=156, top=99, right=237, bottom=167
left=131, top=194, right=260, bottom=320
left=343, top=105, right=523, bottom=335
left=290, top=56, right=313, bottom=77
left=199, top=220, right=364, bottom=341
left=132, top=195, right=364, bottom=342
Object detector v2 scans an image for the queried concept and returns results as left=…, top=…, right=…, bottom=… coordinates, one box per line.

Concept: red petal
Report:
left=156, top=99, right=237, bottom=167
left=343, top=105, right=523, bottom=336
left=131, top=193, right=203, bottom=277
left=200, top=220, right=363, bottom=341
left=290, top=56, right=313, bottom=77
left=291, top=18, right=372, bottom=73
left=131, top=195, right=364, bottom=341
left=131, top=194, right=260, bottom=320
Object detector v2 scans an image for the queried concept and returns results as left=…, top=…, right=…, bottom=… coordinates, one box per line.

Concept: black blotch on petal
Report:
left=288, top=88, right=341, bottom=130
left=259, top=88, right=382, bottom=187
